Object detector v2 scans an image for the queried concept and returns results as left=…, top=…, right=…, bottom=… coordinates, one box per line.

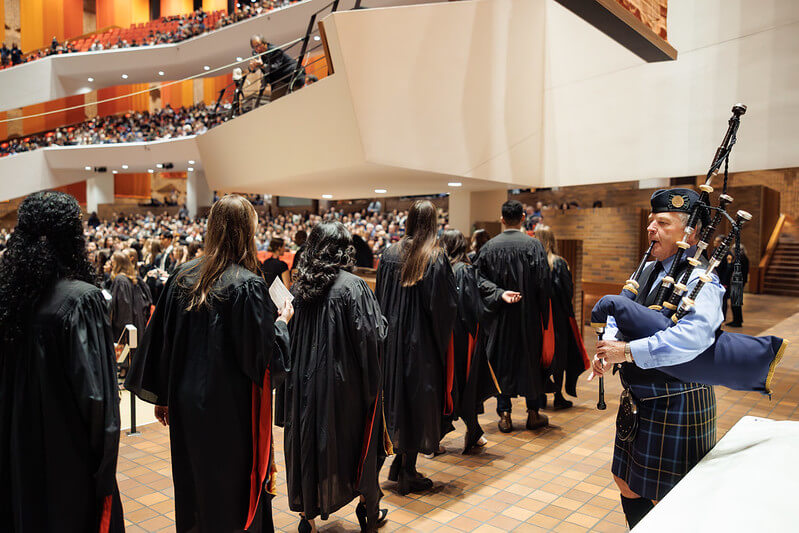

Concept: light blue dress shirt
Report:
left=603, top=246, right=725, bottom=370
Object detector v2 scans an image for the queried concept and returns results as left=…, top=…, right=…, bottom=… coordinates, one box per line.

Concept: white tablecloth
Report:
left=634, top=416, right=799, bottom=532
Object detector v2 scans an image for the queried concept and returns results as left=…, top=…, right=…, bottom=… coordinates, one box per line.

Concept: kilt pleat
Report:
left=611, top=382, right=716, bottom=501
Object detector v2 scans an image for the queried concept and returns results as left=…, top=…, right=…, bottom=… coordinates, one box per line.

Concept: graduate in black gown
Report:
left=438, top=230, right=500, bottom=454
left=109, top=251, right=153, bottom=340
left=125, top=195, right=292, bottom=533
left=375, top=200, right=457, bottom=495
left=474, top=200, right=551, bottom=433
left=0, top=191, right=124, bottom=532
left=283, top=222, right=389, bottom=533
left=534, top=227, right=590, bottom=409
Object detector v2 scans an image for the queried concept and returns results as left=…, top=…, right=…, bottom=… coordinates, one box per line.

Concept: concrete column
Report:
left=186, top=169, right=213, bottom=218
left=449, top=189, right=507, bottom=236
left=86, top=176, right=114, bottom=214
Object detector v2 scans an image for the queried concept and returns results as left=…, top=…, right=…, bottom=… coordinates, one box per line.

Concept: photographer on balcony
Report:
left=246, top=34, right=305, bottom=110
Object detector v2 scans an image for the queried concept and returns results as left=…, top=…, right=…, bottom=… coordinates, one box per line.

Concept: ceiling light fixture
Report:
left=448, top=182, right=462, bottom=187
left=121, top=74, right=128, bottom=79
left=156, top=163, right=163, bottom=168
left=236, top=56, right=243, bottom=62
left=112, top=170, right=118, bottom=174
left=203, top=65, right=210, bottom=71
left=188, top=160, right=195, bottom=164
left=84, top=166, right=91, bottom=171
left=121, top=164, right=129, bottom=169
left=158, top=70, right=165, bottom=76
left=87, top=77, right=94, bottom=82
left=322, top=194, right=333, bottom=199
left=147, top=169, right=154, bottom=173
left=314, top=36, right=321, bottom=42
left=374, top=189, right=387, bottom=194
left=187, top=167, right=194, bottom=172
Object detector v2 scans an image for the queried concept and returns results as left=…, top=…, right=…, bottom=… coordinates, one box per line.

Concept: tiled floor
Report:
left=118, top=293, right=799, bottom=532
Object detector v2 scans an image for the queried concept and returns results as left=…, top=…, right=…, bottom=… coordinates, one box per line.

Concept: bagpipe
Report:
left=592, top=104, right=788, bottom=406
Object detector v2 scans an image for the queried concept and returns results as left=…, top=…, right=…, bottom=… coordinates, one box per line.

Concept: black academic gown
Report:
left=446, top=262, right=499, bottom=448
left=547, top=257, right=589, bottom=398
left=0, top=280, right=124, bottom=533
left=375, top=245, right=457, bottom=456
left=125, top=260, right=290, bottom=533
left=110, top=274, right=152, bottom=341
left=283, top=271, right=387, bottom=520
left=475, top=230, right=550, bottom=398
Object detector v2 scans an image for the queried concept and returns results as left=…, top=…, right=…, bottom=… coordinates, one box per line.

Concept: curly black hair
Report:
left=292, top=222, right=354, bottom=304
left=0, top=191, right=96, bottom=344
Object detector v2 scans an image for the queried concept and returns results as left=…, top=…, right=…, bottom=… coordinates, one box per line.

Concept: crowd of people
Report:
left=0, top=103, right=220, bottom=158
left=0, top=186, right=740, bottom=532
left=0, top=2, right=303, bottom=70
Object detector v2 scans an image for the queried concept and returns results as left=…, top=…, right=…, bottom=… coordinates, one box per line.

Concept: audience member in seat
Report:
left=125, top=194, right=293, bottom=533
left=0, top=191, right=124, bottom=532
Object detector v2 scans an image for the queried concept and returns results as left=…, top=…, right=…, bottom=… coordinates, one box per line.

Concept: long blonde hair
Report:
left=177, top=194, right=260, bottom=310
left=535, top=226, right=560, bottom=269
left=111, top=250, right=139, bottom=284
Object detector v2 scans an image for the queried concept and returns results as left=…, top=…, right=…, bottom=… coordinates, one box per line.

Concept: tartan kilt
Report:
left=611, top=382, right=716, bottom=501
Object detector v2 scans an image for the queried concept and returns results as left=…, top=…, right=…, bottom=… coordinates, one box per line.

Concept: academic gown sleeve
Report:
left=65, top=289, right=121, bottom=501
left=229, top=278, right=290, bottom=389
left=456, top=265, right=483, bottom=335
left=421, top=255, right=458, bottom=359
left=475, top=254, right=506, bottom=312
left=347, top=279, right=387, bottom=408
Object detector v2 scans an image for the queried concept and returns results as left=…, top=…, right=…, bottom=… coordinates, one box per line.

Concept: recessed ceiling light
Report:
left=188, top=160, right=195, bottom=164
left=156, top=163, right=163, bottom=168
left=87, top=77, right=94, bottom=82
left=121, top=164, right=128, bottom=169
left=236, top=57, right=243, bottom=62
left=147, top=169, right=154, bottom=173
left=203, top=65, right=210, bottom=71
left=314, top=36, right=321, bottom=42
left=448, top=182, right=462, bottom=187
left=121, top=74, right=128, bottom=79
left=374, top=189, right=387, bottom=194
left=322, top=194, right=333, bottom=199
left=187, top=167, right=194, bottom=172
left=84, top=166, right=91, bottom=171
left=158, top=70, right=165, bottom=76
left=112, top=170, right=118, bottom=174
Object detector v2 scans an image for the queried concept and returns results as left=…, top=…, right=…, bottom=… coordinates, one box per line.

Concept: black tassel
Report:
left=730, top=232, right=744, bottom=307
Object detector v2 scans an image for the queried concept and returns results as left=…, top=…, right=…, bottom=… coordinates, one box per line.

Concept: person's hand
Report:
left=596, top=340, right=627, bottom=365
left=277, top=300, right=294, bottom=323
left=501, top=291, right=522, bottom=304
left=248, top=58, right=262, bottom=72
left=155, top=405, right=169, bottom=426
left=587, top=355, right=606, bottom=381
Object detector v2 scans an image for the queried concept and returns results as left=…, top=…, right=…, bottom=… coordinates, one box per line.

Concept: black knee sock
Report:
left=620, top=495, right=654, bottom=529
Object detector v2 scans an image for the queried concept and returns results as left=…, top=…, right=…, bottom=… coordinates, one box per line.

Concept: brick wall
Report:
left=700, top=168, right=799, bottom=220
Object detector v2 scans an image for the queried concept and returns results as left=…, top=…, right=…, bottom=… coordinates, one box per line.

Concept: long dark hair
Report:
left=439, top=229, right=470, bottom=265
left=176, top=194, right=260, bottom=310
left=400, top=200, right=440, bottom=287
left=471, top=229, right=491, bottom=254
left=292, top=222, right=354, bottom=303
left=0, top=191, right=96, bottom=344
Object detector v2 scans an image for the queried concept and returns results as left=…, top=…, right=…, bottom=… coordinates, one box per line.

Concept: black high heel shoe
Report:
left=355, top=502, right=388, bottom=532
left=298, top=517, right=312, bottom=533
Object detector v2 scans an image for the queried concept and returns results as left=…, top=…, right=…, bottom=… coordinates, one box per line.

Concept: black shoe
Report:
left=726, top=321, right=743, bottom=328
left=553, top=392, right=573, bottom=410
left=398, top=471, right=433, bottom=496
left=298, top=517, right=312, bottom=533
left=356, top=502, right=388, bottom=532
left=526, top=409, right=548, bottom=430
left=498, top=412, right=513, bottom=433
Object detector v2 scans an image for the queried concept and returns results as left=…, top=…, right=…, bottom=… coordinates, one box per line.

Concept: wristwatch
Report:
left=624, top=343, right=633, bottom=363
